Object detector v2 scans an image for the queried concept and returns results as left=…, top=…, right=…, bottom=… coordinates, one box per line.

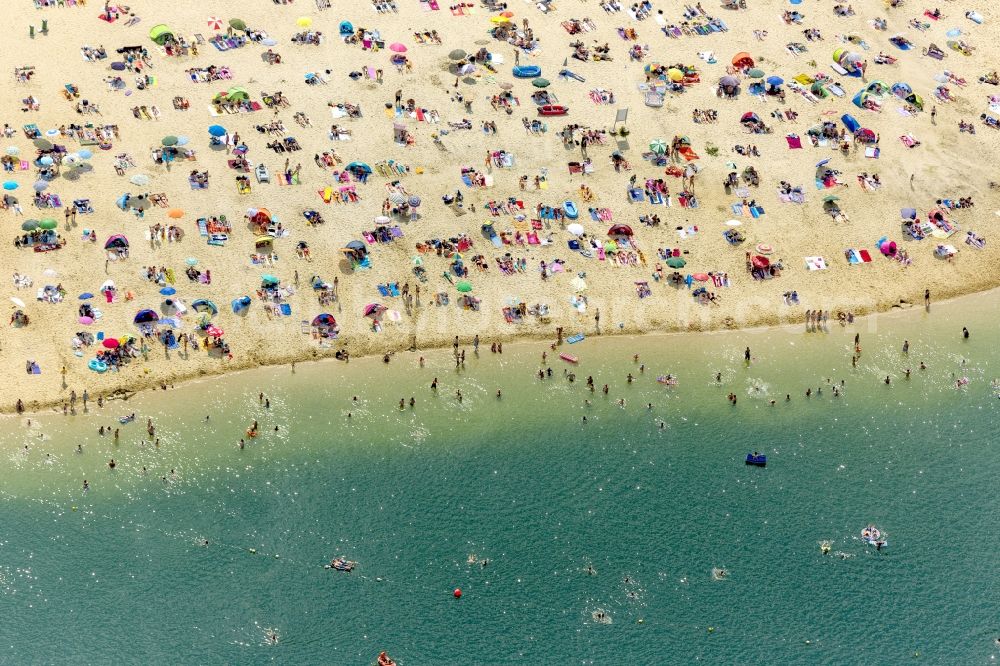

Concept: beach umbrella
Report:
left=33, top=138, right=52, bottom=150
left=570, top=276, right=587, bottom=291
left=3, top=181, right=17, bottom=190
left=176, top=136, right=190, bottom=146
left=408, top=196, right=421, bottom=208
left=205, top=324, right=224, bottom=337
left=21, top=220, right=39, bottom=231
left=296, top=16, right=313, bottom=27
left=363, top=303, right=386, bottom=317
left=449, top=49, right=467, bottom=60
left=261, top=274, right=279, bottom=286
left=746, top=68, right=764, bottom=78
left=692, top=273, right=710, bottom=281
left=388, top=192, right=407, bottom=206
left=40, top=156, right=54, bottom=166
left=229, top=18, right=247, bottom=31
left=45, top=128, right=59, bottom=137
left=192, top=299, right=218, bottom=315
left=207, top=16, right=224, bottom=30
left=39, top=218, right=57, bottom=230
left=667, top=68, right=684, bottom=82
left=567, top=223, right=585, bottom=236
left=724, top=219, right=741, bottom=226
left=161, top=136, right=178, bottom=147
left=532, top=78, right=550, bottom=88
left=822, top=195, right=840, bottom=203
left=456, top=280, right=473, bottom=292
left=666, top=257, right=686, bottom=268
left=103, top=338, right=119, bottom=349
left=110, top=62, right=127, bottom=71
left=499, top=82, right=513, bottom=90
left=186, top=257, right=198, bottom=266
left=390, top=42, right=407, bottom=53
left=262, top=38, right=278, bottom=46
left=130, top=174, right=150, bottom=186
left=815, top=158, right=831, bottom=168
left=11, top=297, right=26, bottom=308
left=33, top=180, right=48, bottom=191
left=766, top=76, right=784, bottom=86
left=159, top=287, right=176, bottom=296
left=79, top=316, right=93, bottom=325
left=490, top=15, right=510, bottom=23
left=500, top=10, right=514, bottom=17
left=167, top=208, right=184, bottom=219
left=78, top=293, right=94, bottom=301
left=649, top=139, right=667, bottom=154
left=78, top=149, right=93, bottom=159
left=756, top=243, right=773, bottom=254
left=208, top=124, right=227, bottom=137
left=719, top=75, right=739, bottom=87
left=6, top=146, right=19, bottom=156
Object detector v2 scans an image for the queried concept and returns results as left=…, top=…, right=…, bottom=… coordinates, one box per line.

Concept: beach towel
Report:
left=865, top=146, right=880, bottom=158
left=805, top=256, right=827, bottom=270
left=785, top=134, right=802, bottom=149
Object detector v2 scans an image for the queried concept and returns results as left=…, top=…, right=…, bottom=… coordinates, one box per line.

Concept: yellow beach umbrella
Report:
left=297, top=16, right=313, bottom=28
left=667, top=68, right=684, bottom=82
left=490, top=15, right=510, bottom=23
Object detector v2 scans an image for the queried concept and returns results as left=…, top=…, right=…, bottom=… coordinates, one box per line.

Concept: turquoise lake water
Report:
left=2, top=294, right=998, bottom=664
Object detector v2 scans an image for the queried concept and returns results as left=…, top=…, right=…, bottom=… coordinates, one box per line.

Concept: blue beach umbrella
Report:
left=40, top=156, right=54, bottom=166
left=208, top=125, right=227, bottom=137
left=3, top=181, right=17, bottom=190
left=33, top=181, right=48, bottom=191
left=159, top=286, right=176, bottom=296
left=176, top=136, right=190, bottom=146
left=78, top=149, right=93, bottom=159
left=79, top=292, right=94, bottom=300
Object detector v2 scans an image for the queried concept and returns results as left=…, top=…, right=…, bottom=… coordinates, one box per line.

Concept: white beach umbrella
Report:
left=567, top=223, right=585, bottom=236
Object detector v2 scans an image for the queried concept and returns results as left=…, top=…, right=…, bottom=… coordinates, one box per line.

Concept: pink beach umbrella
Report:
left=207, top=16, right=224, bottom=30
left=79, top=316, right=94, bottom=325
left=389, top=42, right=408, bottom=53
left=102, top=338, right=119, bottom=349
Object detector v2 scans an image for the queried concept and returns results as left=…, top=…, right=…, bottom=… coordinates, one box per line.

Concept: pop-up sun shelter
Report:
left=149, top=25, right=175, bottom=45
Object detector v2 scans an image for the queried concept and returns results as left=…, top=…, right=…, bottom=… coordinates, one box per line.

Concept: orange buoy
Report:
left=453, top=588, right=462, bottom=598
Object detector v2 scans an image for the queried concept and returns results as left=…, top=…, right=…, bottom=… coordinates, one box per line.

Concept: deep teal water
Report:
left=1, top=296, right=998, bottom=664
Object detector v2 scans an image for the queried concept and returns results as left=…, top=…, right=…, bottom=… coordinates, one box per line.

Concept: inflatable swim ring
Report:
left=88, top=358, right=108, bottom=373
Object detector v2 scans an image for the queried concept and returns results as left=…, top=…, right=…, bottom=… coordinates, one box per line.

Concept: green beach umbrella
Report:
left=532, top=77, right=550, bottom=88
left=822, top=195, right=840, bottom=203
left=229, top=18, right=247, bottom=31
left=21, top=220, right=39, bottom=231
left=666, top=257, right=686, bottom=268
left=747, top=68, right=765, bottom=78
left=161, top=135, right=178, bottom=146
left=38, top=218, right=58, bottom=230
left=649, top=139, right=667, bottom=154
left=456, top=281, right=473, bottom=293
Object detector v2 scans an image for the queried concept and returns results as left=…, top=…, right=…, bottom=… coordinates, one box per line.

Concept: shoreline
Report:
left=9, top=281, right=996, bottom=417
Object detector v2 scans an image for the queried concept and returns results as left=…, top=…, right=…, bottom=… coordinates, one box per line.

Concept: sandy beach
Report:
left=4, top=0, right=999, bottom=411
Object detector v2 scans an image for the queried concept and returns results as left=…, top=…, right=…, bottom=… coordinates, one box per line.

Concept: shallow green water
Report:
left=2, top=295, right=998, bottom=664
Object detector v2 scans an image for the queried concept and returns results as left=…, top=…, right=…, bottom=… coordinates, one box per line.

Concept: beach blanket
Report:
left=785, top=134, right=802, bottom=149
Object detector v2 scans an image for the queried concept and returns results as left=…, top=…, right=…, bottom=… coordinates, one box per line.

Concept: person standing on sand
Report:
left=925, top=289, right=930, bottom=309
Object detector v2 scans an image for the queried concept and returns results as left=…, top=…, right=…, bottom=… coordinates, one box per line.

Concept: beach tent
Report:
left=841, top=114, right=861, bottom=133
left=891, top=82, right=912, bottom=97
left=854, top=128, right=877, bottom=143
left=149, top=25, right=175, bottom=45
left=852, top=90, right=878, bottom=109
left=905, top=93, right=924, bottom=110
left=191, top=299, right=218, bottom=315
left=254, top=235, right=274, bottom=248
left=731, top=52, right=754, bottom=69
left=232, top=296, right=252, bottom=313
left=134, top=308, right=159, bottom=324
left=225, top=86, right=249, bottom=102
left=250, top=208, right=272, bottom=228
left=104, top=234, right=129, bottom=249
left=364, top=303, right=387, bottom=318
left=810, top=81, right=829, bottom=98
left=607, top=224, right=634, bottom=237
left=312, top=313, right=337, bottom=327
left=261, top=274, right=280, bottom=287
left=346, top=162, right=372, bottom=175
left=339, top=21, right=354, bottom=36
left=740, top=111, right=761, bottom=124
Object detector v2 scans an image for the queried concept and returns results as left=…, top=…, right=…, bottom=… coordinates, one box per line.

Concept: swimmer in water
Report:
left=83, top=479, right=89, bottom=491
left=496, top=389, right=502, bottom=399
left=76, top=444, right=83, bottom=454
